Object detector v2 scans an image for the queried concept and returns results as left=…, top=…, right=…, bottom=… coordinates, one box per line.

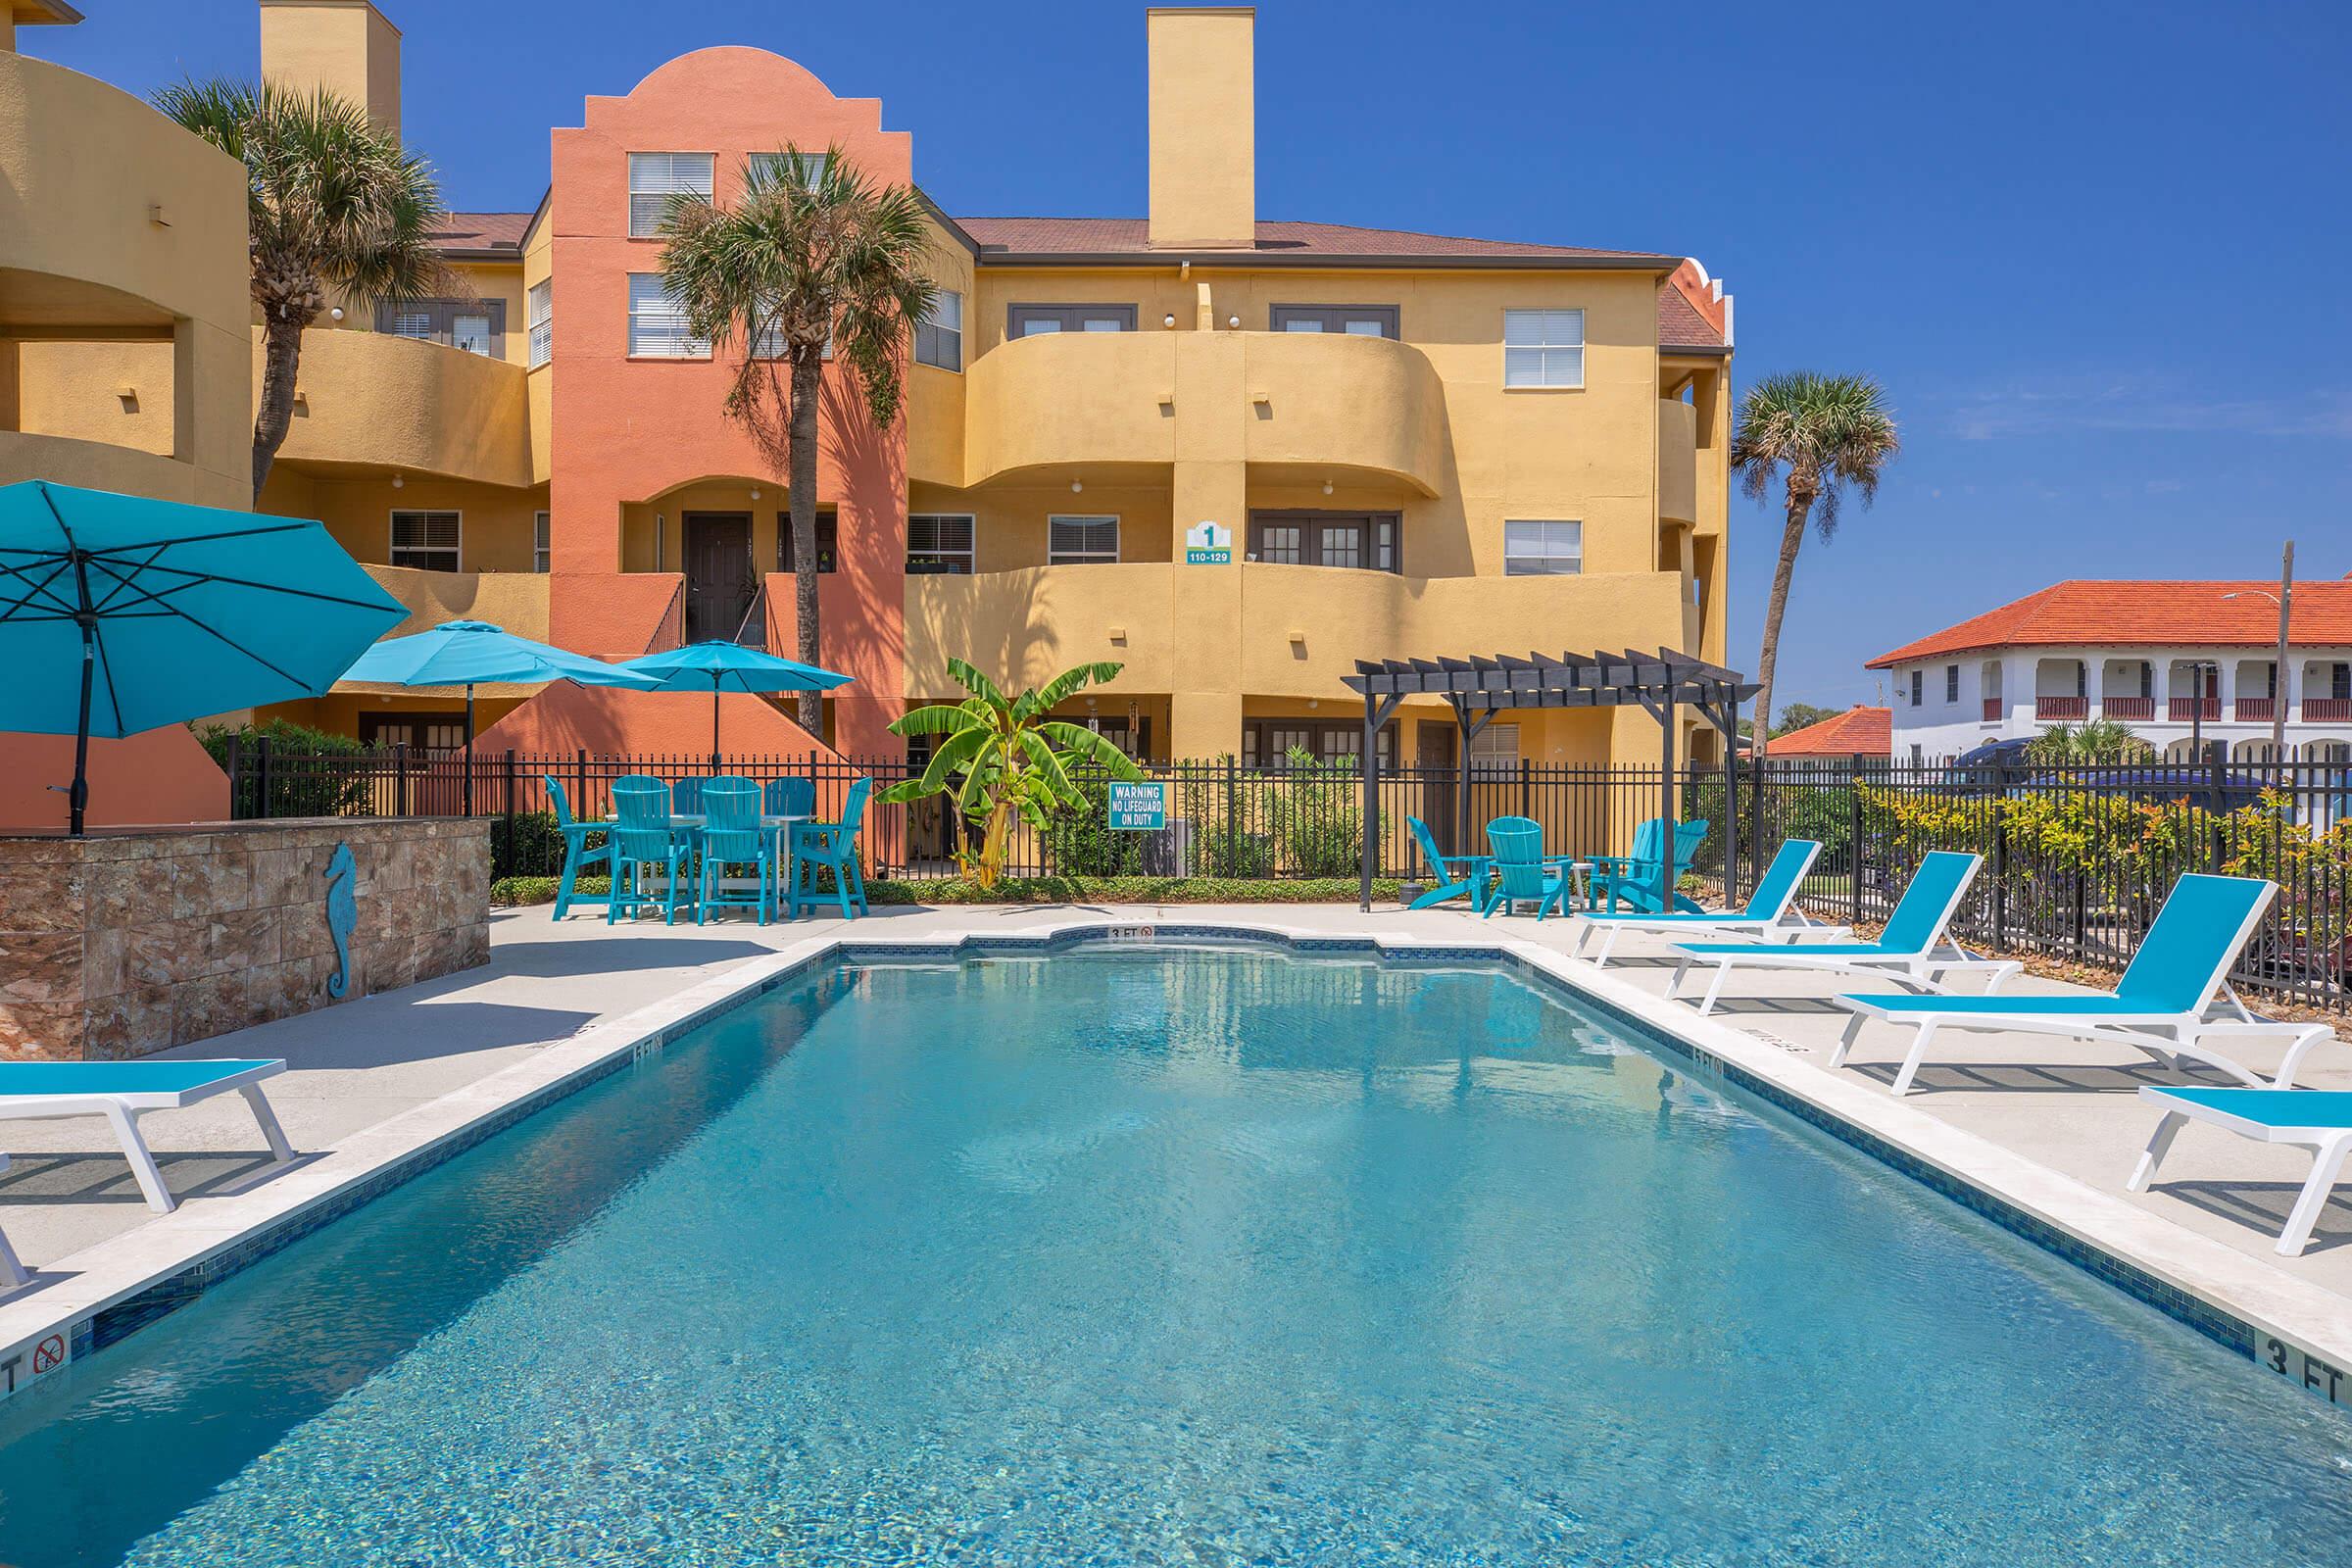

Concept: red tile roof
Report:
left=951, top=217, right=1677, bottom=266
left=428, top=212, right=533, bottom=257
left=1769, top=706, right=1891, bottom=757
left=1867, top=581, right=2352, bottom=668
left=1656, top=285, right=1722, bottom=349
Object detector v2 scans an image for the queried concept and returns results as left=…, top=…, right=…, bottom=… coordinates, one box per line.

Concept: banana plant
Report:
left=879, top=659, right=1146, bottom=889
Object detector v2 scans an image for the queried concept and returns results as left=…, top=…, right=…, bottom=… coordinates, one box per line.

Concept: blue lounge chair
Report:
left=0, top=1058, right=294, bottom=1214
left=1838, top=873, right=2333, bottom=1098
left=1668, top=851, right=2018, bottom=1017
left=1588, top=818, right=1711, bottom=914
left=1406, top=815, right=1490, bottom=911
left=1481, top=816, right=1572, bottom=919
left=544, top=775, right=612, bottom=920
left=2130, top=1084, right=2352, bottom=1255
left=695, top=776, right=772, bottom=924
left=1572, top=839, right=1833, bottom=966
left=609, top=779, right=694, bottom=924
left=788, top=776, right=871, bottom=919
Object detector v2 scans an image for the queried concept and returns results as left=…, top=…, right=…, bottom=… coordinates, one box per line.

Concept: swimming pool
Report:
left=1, top=943, right=2347, bottom=1565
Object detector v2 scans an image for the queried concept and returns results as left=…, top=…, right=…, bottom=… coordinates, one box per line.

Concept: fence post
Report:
left=504, top=751, right=518, bottom=875
left=2205, top=740, right=2228, bottom=872
left=254, top=737, right=273, bottom=818
left=1848, top=755, right=1865, bottom=926
left=1225, top=755, right=1239, bottom=877
left=395, top=743, right=410, bottom=817
left=223, top=735, right=245, bottom=818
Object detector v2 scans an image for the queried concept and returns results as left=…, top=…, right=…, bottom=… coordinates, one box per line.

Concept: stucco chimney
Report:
left=1147, top=8, right=1254, bottom=250
left=259, top=0, right=403, bottom=138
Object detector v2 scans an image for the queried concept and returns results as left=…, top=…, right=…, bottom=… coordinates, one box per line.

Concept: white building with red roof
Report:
left=1867, top=580, right=2352, bottom=764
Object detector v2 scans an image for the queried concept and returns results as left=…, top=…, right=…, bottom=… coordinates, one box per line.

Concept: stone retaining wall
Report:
left=0, top=817, right=489, bottom=1061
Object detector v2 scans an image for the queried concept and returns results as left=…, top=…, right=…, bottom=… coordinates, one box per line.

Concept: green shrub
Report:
left=490, top=874, right=1402, bottom=908
left=488, top=809, right=573, bottom=881
left=1041, top=772, right=1147, bottom=876
left=197, top=718, right=374, bottom=818
left=1262, top=748, right=1363, bottom=876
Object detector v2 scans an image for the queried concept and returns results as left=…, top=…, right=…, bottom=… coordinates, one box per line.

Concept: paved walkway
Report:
left=5, top=899, right=2348, bottom=1303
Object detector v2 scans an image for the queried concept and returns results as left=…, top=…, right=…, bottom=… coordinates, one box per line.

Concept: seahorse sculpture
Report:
left=323, top=842, right=357, bottom=999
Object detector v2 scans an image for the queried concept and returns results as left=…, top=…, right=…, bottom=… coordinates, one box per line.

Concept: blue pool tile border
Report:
left=10, top=920, right=2331, bottom=1416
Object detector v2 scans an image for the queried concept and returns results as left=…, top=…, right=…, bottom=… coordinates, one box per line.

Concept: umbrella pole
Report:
left=464, top=683, right=476, bottom=816
left=70, top=619, right=94, bottom=838
left=711, top=678, right=722, bottom=775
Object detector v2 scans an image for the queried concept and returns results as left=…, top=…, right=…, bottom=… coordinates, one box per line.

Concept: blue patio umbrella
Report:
left=618, top=640, right=852, bottom=769
left=0, top=480, right=407, bottom=834
left=340, top=619, right=660, bottom=811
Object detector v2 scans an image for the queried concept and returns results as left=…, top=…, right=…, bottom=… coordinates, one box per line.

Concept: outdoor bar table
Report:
left=601, top=812, right=811, bottom=903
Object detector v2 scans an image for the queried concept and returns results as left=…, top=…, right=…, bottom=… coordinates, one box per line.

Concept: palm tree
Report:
left=154, top=80, right=448, bottom=497
left=656, top=147, right=936, bottom=730
left=1730, top=373, right=1901, bottom=763
left=877, top=659, right=1145, bottom=889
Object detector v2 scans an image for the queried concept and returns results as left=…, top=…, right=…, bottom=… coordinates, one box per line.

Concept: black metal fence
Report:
left=220, top=742, right=2352, bottom=1010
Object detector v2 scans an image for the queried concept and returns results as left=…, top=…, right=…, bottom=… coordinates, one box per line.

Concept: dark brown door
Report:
left=683, top=513, right=755, bottom=643
left=1417, top=722, right=1458, bottom=853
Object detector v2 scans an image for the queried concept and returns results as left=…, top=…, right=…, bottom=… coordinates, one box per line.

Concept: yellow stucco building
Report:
left=3, top=1, right=1735, bottom=774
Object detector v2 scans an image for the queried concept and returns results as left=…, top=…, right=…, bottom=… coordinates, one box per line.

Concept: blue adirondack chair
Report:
left=764, top=777, right=816, bottom=818
left=1481, top=815, right=1571, bottom=919
left=1406, top=815, right=1490, bottom=910
left=544, top=775, right=612, bottom=920
left=670, top=776, right=707, bottom=817
left=1590, top=817, right=1710, bottom=913
left=609, top=779, right=694, bottom=924
left=788, top=776, right=871, bottom=919
left=695, top=776, right=772, bottom=924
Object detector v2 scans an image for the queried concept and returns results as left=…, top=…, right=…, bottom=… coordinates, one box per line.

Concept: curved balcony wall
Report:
left=263, top=327, right=535, bottom=488
left=908, top=563, right=1685, bottom=703
left=1658, top=397, right=1697, bottom=526
left=0, top=430, right=245, bottom=509
left=959, top=330, right=1446, bottom=494
left=1240, top=331, right=1446, bottom=495
left=357, top=564, right=552, bottom=644
left=964, top=331, right=1178, bottom=485
left=1, top=52, right=251, bottom=504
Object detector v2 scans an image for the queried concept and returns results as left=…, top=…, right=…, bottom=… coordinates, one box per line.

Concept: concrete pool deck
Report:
left=3, top=899, right=2349, bottom=1412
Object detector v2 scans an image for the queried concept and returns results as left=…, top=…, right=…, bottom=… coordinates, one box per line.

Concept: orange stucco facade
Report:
left=543, top=48, right=909, bottom=760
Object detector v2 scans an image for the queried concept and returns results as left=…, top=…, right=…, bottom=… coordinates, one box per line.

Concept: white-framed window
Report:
left=533, top=511, right=551, bottom=573
left=747, top=150, right=828, bottom=189
left=906, top=514, right=976, bottom=575
left=1470, top=722, right=1520, bottom=778
left=916, top=290, right=962, bottom=371
left=1501, top=519, right=1582, bottom=576
left=627, top=152, right=713, bottom=237
left=1503, top=309, right=1585, bottom=388
left=390, top=510, right=460, bottom=572
left=388, top=309, right=433, bottom=340
left=1945, top=663, right=1960, bottom=704
left=627, top=272, right=707, bottom=358
left=1048, top=515, right=1119, bottom=564
left=527, top=279, right=553, bottom=368
left=1910, top=670, right=1925, bottom=706
left=452, top=314, right=493, bottom=357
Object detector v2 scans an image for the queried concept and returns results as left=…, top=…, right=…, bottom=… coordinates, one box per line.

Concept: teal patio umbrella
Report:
left=618, top=640, right=851, bottom=770
left=339, top=619, right=660, bottom=810
left=0, top=480, right=407, bottom=834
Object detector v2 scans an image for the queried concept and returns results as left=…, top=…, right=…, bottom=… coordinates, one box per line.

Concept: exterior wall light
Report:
left=390, top=473, right=403, bottom=489
left=1322, top=480, right=1334, bottom=496
left=1163, top=314, right=1177, bottom=328
left=1071, top=479, right=1084, bottom=494
left=329, top=307, right=344, bottom=321
left=1228, top=315, right=1240, bottom=328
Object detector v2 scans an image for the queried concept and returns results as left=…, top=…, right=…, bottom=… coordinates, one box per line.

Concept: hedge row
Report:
left=490, top=874, right=1402, bottom=907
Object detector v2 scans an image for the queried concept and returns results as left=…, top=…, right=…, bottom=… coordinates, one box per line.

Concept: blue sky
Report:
left=35, top=1, right=2352, bottom=716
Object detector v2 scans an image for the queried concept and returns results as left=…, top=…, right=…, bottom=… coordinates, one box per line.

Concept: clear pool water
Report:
left=1, top=945, right=2348, bottom=1566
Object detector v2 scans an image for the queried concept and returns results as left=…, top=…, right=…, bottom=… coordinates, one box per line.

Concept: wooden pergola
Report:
left=1342, top=648, right=1759, bottom=911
